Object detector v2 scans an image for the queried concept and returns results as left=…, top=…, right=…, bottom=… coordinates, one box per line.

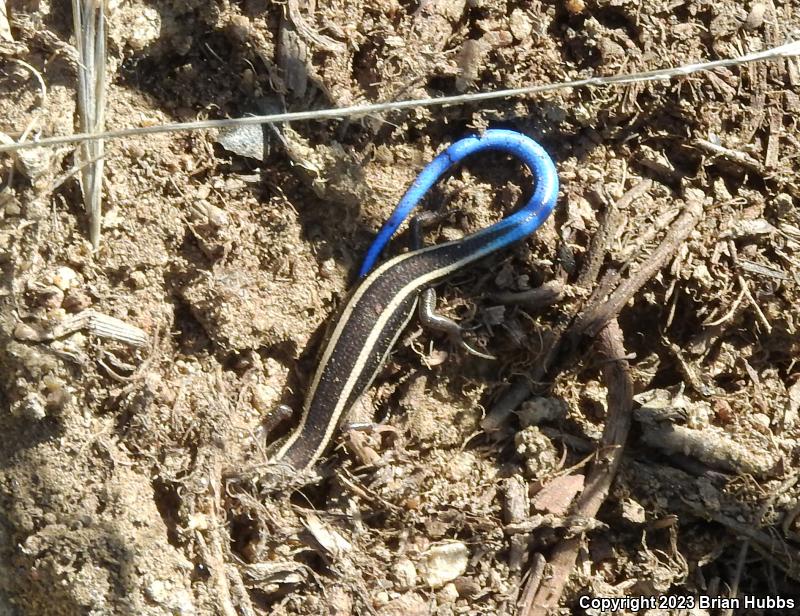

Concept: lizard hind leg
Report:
left=411, top=212, right=496, bottom=361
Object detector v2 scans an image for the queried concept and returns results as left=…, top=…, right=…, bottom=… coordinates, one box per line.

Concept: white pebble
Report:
left=51, top=266, right=78, bottom=291
left=418, top=542, right=468, bottom=588
left=393, top=558, right=417, bottom=590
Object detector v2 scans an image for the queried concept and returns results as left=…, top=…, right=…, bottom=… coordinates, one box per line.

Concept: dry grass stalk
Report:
left=72, top=0, right=106, bottom=249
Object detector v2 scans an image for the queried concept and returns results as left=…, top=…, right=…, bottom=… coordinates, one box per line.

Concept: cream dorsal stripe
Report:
left=272, top=130, right=559, bottom=470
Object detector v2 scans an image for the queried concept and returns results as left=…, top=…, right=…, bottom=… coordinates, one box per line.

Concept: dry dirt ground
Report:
left=1, top=1, right=800, bottom=615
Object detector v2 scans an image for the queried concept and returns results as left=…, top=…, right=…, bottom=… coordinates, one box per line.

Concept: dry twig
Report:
left=484, top=183, right=701, bottom=432
left=520, top=319, right=633, bottom=614
left=570, top=195, right=703, bottom=338
left=722, top=541, right=749, bottom=616
left=492, top=279, right=565, bottom=308
left=576, top=180, right=653, bottom=290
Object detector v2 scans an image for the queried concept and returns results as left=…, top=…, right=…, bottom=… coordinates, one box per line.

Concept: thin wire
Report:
left=2, top=39, right=798, bottom=154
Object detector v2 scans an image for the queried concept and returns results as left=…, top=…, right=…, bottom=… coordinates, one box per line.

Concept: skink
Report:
left=272, top=129, right=559, bottom=471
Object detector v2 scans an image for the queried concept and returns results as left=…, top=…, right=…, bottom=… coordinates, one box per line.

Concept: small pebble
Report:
left=15, top=393, right=46, bottom=421
left=515, top=426, right=559, bottom=476
left=437, top=583, right=459, bottom=604
left=751, top=413, right=771, bottom=432
left=15, top=147, right=52, bottom=182
left=509, top=9, right=532, bottom=41
left=393, top=558, right=417, bottom=590
left=13, top=322, right=40, bottom=341
left=418, top=542, right=468, bottom=588
left=454, top=577, right=481, bottom=598
left=51, top=266, right=78, bottom=291
left=318, top=258, right=338, bottom=279
left=129, top=7, right=161, bottom=51
left=251, top=384, right=281, bottom=414
left=127, top=143, right=146, bottom=159
left=373, top=591, right=390, bottom=607
left=3, top=195, right=21, bottom=216
left=129, top=270, right=147, bottom=289
left=145, top=580, right=167, bottom=603
left=216, top=125, right=266, bottom=161
left=744, top=3, right=766, bottom=30
left=565, top=0, right=585, bottom=15
left=621, top=498, right=647, bottom=524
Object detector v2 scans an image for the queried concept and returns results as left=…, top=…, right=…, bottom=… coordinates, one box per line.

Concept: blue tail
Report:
left=358, top=129, right=559, bottom=278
